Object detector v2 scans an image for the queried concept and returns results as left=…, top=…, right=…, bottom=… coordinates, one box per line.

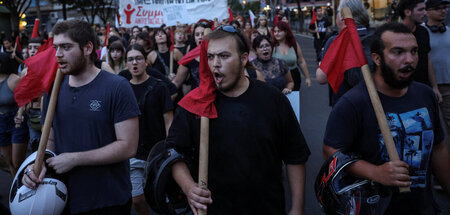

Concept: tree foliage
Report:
left=62, top=0, right=115, bottom=25
left=3, top=0, right=32, bottom=35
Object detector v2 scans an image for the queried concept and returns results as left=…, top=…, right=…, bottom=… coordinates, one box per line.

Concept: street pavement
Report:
left=294, top=33, right=329, bottom=215
left=0, top=34, right=448, bottom=215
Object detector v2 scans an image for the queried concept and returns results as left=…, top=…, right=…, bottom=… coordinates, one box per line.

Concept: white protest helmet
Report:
left=9, top=150, right=68, bottom=215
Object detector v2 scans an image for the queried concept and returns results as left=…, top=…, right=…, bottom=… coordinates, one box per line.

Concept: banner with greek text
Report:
left=119, top=0, right=228, bottom=28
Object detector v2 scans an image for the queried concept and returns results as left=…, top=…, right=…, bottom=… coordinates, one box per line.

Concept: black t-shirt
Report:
left=413, top=25, right=431, bottom=86
left=175, top=44, right=188, bottom=55
left=131, top=77, right=173, bottom=160
left=4, top=50, right=23, bottom=73
left=185, top=59, right=200, bottom=89
left=166, top=78, right=310, bottom=214
left=324, top=81, right=443, bottom=214
left=152, top=51, right=179, bottom=76
left=118, top=67, right=177, bottom=96
left=309, top=17, right=331, bottom=39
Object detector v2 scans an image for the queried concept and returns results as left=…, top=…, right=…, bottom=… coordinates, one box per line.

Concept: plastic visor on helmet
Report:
left=144, top=140, right=193, bottom=215
left=9, top=150, right=68, bottom=215
left=314, top=151, right=391, bottom=215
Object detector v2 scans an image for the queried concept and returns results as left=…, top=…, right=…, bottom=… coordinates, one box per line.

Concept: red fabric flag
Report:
left=310, top=10, right=317, bottom=26
left=228, top=8, right=233, bottom=22
left=178, top=40, right=217, bottom=118
left=103, top=23, right=110, bottom=48
left=15, top=36, right=21, bottom=53
left=31, top=19, right=40, bottom=38
left=274, top=15, right=279, bottom=27
left=178, top=45, right=201, bottom=66
left=37, top=38, right=51, bottom=53
left=319, top=18, right=368, bottom=93
left=14, top=38, right=58, bottom=107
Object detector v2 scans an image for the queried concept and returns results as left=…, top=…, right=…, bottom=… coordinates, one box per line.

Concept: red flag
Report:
left=103, top=23, right=110, bottom=48
left=319, top=18, right=367, bottom=93
left=274, top=15, right=279, bottom=27
left=178, top=40, right=217, bottom=118
left=178, top=45, right=201, bottom=66
left=228, top=8, right=233, bottom=22
left=15, top=36, right=21, bottom=53
left=37, top=38, right=51, bottom=53
left=31, top=19, right=40, bottom=38
left=14, top=38, right=58, bottom=107
left=310, top=10, right=317, bottom=25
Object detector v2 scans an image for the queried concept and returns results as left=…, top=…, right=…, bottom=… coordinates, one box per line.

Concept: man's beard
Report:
left=65, top=51, right=87, bottom=76
left=380, top=57, right=415, bottom=89
left=214, top=60, right=243, bottom=93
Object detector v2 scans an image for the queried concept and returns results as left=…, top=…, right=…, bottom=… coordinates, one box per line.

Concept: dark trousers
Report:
left=313, top=37, right=325, bottom=62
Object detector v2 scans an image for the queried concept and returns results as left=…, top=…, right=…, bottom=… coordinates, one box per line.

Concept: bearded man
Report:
left=22, top=20, right=140, bottom=214
left=323, top=23, right=450, bottom=214
left=168, top=25, right=310, bottom=214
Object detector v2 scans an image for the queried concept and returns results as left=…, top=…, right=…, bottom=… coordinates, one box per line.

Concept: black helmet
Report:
left=314, top=151, right=392, bottom=215
left=144, top=140, right=193, bottom=214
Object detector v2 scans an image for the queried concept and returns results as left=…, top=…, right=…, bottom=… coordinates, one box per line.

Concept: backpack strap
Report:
left=156, top=51, right=170, bottom=76
left=292, top=42, right=299, bottom=60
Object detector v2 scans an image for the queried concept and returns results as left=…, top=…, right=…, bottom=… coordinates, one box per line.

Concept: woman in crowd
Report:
left=136, top=31, right=153, bottom=57
left=272, top=21, right=311, bottom=90
left=0, top=53, right=28, bottom=176
left=125, top=44, right=174, bottom=215
left=101, top=41, right=126, bottom=74
left=280, top=15, right=289, bottom=23
left=173, top=22, right=211, bottom=91
left=256, top=15, right=271, bottom=38
left=147, top=27, right=183, bottom=78
left=186, top=21, right=210, bottom=53
left=128, top=35, right=137, bottom=46
left=174, top=28, right=188, bottom=55
left=245, top=28, right=261, bottom=61
left=244, top=20, right=252, bottom=30
left=235, top=15, right=245, bottom=29
left=251, top=35, right=294, bottom=94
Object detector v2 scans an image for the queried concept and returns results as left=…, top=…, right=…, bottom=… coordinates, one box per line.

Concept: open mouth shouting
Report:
left=260, top=50, right=271, bottom=61
left=213, top=71, right=224, bottom=85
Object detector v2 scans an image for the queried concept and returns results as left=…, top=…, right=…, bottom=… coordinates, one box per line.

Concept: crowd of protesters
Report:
left=0, top=0, right=449, bottom=213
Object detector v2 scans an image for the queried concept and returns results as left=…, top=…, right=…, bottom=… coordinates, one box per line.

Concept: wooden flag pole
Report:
left=169, top=50, right=174, bottom=77
left=33, top=69, right=64, bottom=176
left=341, top=7, right=410, bottom=192
left=198, top=116, right=209, bottom=215
left=314, top=21, right=320, bottom=39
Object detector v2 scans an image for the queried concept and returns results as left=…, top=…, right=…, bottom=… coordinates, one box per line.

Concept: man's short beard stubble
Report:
left=65, top=49, right=88, bottom=76
left=380, top=55, right=415, bottom=89
left=214, top=59, right=243, bottom=93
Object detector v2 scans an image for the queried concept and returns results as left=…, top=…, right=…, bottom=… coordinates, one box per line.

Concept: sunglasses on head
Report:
left=214, top=25, right=249, bottom=52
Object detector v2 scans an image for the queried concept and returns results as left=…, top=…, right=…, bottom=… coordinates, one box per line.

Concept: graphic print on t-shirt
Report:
left=378, top=107, right=433, bottom=188
left=317, top=20, right=327, bottom=33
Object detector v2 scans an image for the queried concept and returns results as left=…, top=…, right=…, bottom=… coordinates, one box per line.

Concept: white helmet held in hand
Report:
left=9, top=150, right=68, bottom=215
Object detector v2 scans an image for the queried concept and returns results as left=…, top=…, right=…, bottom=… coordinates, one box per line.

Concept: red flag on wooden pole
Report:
left=14, top=36, right=22, bottom=53
left=31, top=19, right=40, bottom=39
left=310, top=10, right=317, bottom=25
left=228, top=8, right=234, bottom=22
left=14, top=38, right=58, bottom=107
left=178, top=40, right=217, bottom=118
left=103, top=22, right=110, bottom=48
left=318, top=17, right=367, bottom=93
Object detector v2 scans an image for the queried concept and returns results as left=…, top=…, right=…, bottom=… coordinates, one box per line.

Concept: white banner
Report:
left=119, top=0, right=228, bottom=28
